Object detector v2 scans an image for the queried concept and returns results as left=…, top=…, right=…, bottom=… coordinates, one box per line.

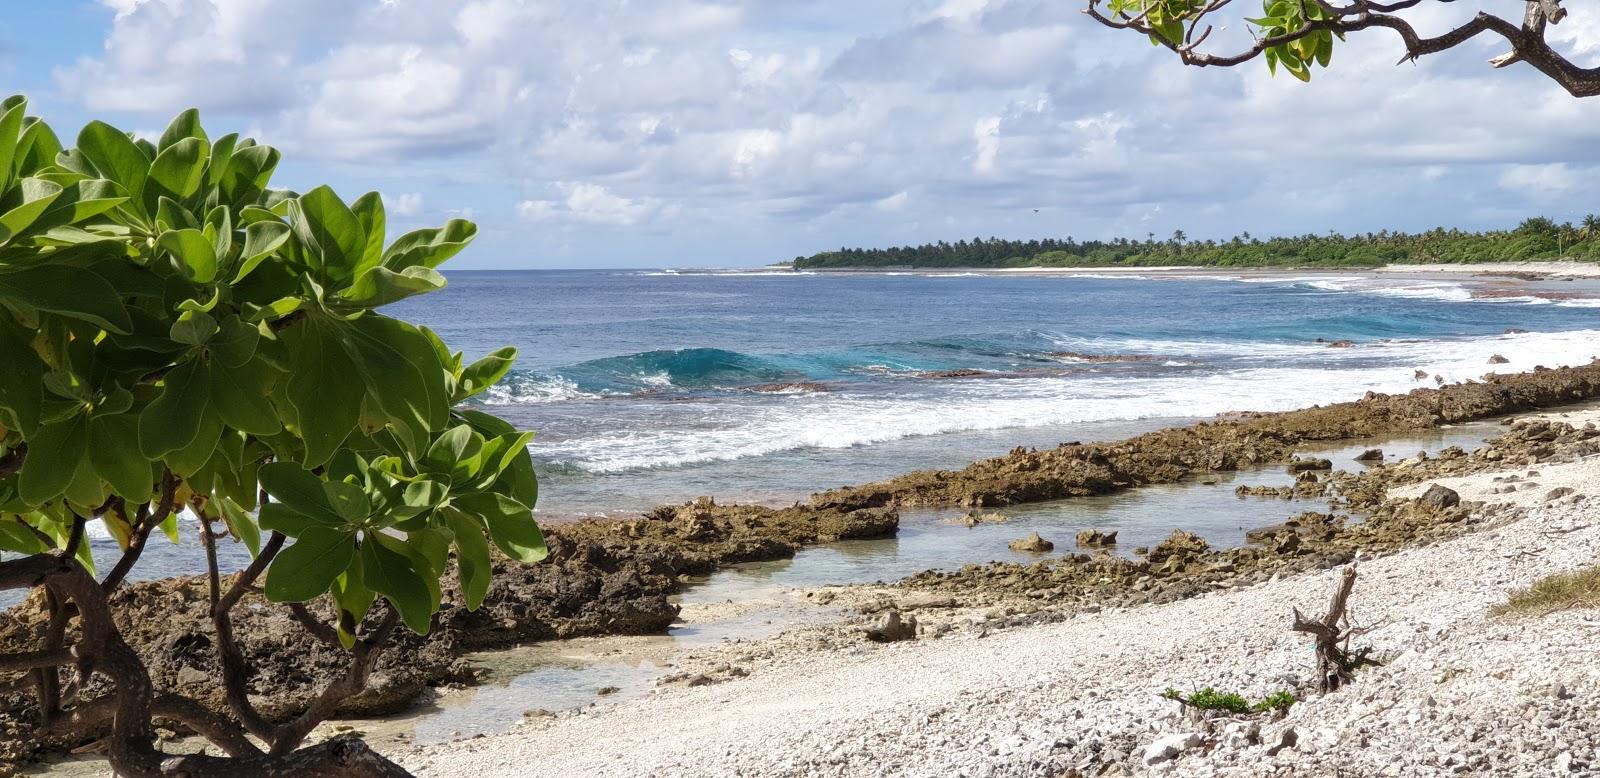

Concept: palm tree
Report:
left=1580, top=214, right=1600, bottom=240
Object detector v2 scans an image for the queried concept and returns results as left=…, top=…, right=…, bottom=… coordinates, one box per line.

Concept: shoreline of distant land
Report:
left=761, top=260, right=1600, bottom=278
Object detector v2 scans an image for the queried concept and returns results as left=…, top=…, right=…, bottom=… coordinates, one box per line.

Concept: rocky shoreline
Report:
left=7, top=362, right=1600, bottom=773
left=405, top=413, right=1600, bottom=776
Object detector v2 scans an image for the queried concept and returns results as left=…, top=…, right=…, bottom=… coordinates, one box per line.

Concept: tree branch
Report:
left=212, top=531, right=287, bottom=743
left=270, top=606, right=399, bottom=756
left=1082, top=0, right=1600, bottom=98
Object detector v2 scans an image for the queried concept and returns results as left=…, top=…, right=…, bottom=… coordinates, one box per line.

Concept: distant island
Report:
left=789, top=217, right=1600, bottom=270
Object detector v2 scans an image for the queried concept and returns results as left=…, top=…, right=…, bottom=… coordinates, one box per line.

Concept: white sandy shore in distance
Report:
left=1379, top=261, right=1600, bottom=278
left=404, top=418, right=1600, bottom=777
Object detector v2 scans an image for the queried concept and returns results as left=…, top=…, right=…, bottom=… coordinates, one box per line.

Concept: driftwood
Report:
left=1291, top=565, right=1381, bottom=692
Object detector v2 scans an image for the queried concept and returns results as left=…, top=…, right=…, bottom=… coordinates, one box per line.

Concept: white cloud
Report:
left=874, top=191, right=911, bottom=211
left=1499, top=164, right=1578, bottom=197
left=385, top=192, right=424, bottom=216
left=518, top=183, right=669, bottom=226
left=972, top=117, right=1000, bottom=175
left=46, top=0, right=1600, bottom=267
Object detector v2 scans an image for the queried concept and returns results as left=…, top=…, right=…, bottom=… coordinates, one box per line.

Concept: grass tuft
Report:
left=1493, top=566, right=1600, bottom=617
left=1162, top=687, right=1296, bottom=714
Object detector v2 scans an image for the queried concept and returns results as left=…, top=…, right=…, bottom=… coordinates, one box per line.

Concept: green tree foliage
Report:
left=792, top=217, right=1600, bottom=270
left=0, top=96, right=542, bottom=775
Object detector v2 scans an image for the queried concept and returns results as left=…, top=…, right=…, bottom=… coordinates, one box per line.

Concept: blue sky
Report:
left=6, top=0, right=1600, bottom=268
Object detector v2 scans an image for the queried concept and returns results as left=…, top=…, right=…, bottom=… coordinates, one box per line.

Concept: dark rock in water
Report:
left=865, top=610, right=918, bottom=642
left=1009, top=532, right=1055, bottom=552
left=1506, top=328, right=1528, bottom=334
left=1325, top=340, right=1354, bottom=348
left=1287, top=457, right=1333, bottom=473
left=1417, top=484, right=1461, bottom=510
left=1354, top=448, right=1384, bottom=463
left=917, top=369, right=989, bottom=379
left=746, top=381, right=830, bottom=394
left=1076, top=529, right=1118, bottom=548
left=1488, top=354, right=1510, bottom=365
left=1414, top=369, right=1430, bottom=380
left=1148, top=530, right=1209, bottom=570
left=1295, top=469, right=1320, bottom=484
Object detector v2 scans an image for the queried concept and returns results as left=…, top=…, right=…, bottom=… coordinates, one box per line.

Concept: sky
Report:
left=4, top=0, right=1600, bottom=269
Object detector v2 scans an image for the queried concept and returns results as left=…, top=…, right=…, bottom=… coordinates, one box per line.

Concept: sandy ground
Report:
left=1379, top=261, right=1600, bottom=278
left=405, top=454, right=1600, bottom=776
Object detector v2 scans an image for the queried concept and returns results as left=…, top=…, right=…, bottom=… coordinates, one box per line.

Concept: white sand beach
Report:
left=404, top=421, right=1600, bottom=777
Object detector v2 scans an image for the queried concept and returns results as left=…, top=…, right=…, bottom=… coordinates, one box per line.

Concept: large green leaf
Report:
left=158, top=228, right=218, bottom=283
left=360, top=533, right=434, bottom=634
left=454, top=492, right=545, bottom=564
left=0, top=96, right=26, bottom=193
left=207, top=359, right=281, bottom=435
left=157, top=108, right=208, bottom=151
left=339, top=315, right=439, bottom=454
left=137, top=358, right=209, bottom=459
left=234, top=220, right=291, bottom=282
left=258, top=461, right=344, bottom=524
left=294, top=186, right=366, bottom=280
left=0, top=265, right=131, bottom=334
left=33, top=179, right=130, bottom=233
left=339, top=265, right=447, bottom=308
left=75, top=121, right=148, bottom=213
left=16, top=120, right=63, bottom=180
left=457, top=347, right=517, bottom=401
left=330, top=565, right=375, bottom=649
left=18, top=412, right=88, bottom=505
left=281, top=317, right=363, bottom=467
left=217, top=496, right=261, bottom=557
left=0, top=178, right=64, bottom=240
left=88, top=413, right=155, bottom=502
left=445, top=509, right=492, bottom=611
left=149, top=137, right=208, bottom=199
left=264, top=526, right=356, bottom=603
left=351, top=191, right=386, bottom=274
left=380, top=220, right=477, bottom=271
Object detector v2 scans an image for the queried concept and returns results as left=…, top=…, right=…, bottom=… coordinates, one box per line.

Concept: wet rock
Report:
left=1414, top=369, right=1430, bottom=380
left=1287, top=458, right=1333, bottom=474
left=1506, top=328, right=1528, bottom=334
left=1325, top=340, right=1354, bottom=349
left=1417, top=484, right=1461, bottom=511
left=1488, top=354, right=1510, bottom=365
left=864, top=610, right=918, bottom=643
left=1075, top=529, right=1117, bottom=548
left=1008, top=533, right=1055, bottom=552
left=1354, top=448, right=1384, bottom=463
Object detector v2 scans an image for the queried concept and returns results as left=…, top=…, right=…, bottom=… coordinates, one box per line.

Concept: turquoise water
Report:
left=385, top=269, right=1600, bottom=519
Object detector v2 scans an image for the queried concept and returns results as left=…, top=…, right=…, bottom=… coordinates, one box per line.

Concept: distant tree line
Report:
left=790, top=216, right=1600, bottom=269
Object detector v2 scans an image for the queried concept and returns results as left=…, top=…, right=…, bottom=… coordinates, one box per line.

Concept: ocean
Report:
left=40, top=267, right=1600, bottom=584
left=387, top=268, right=1600, bottom=519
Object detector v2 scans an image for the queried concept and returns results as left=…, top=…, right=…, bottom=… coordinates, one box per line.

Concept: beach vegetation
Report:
left=1493, top=566, right=1600, bottom=617
left=0, top=95, right=540, bottom=776
left=1161, top=686, right=1296, bottom=714
left=793, top=217, right=1600, bottom=270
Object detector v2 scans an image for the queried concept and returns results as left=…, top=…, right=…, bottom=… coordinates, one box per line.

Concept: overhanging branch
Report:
left=1083, top=0, right=1600, bottom=98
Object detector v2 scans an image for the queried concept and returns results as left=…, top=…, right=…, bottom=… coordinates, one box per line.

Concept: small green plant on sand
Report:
left=1163, top=687, right=1296, bottom=714
left=1493, top=566, right=1600, bottom=617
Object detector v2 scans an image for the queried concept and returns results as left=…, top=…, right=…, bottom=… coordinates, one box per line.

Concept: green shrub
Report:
left=1162, top=686, right=1297, bottom=714
left=0, top=95, right=541, bottom=776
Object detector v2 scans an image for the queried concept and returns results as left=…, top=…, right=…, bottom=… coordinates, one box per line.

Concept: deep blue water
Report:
left=377, top=268, right=1600, bottom=518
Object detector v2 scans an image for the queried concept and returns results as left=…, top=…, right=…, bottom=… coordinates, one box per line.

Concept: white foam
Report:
left=537, top=329, right=1600, bottom=474
left=479, top=376, right=602, bottom=405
